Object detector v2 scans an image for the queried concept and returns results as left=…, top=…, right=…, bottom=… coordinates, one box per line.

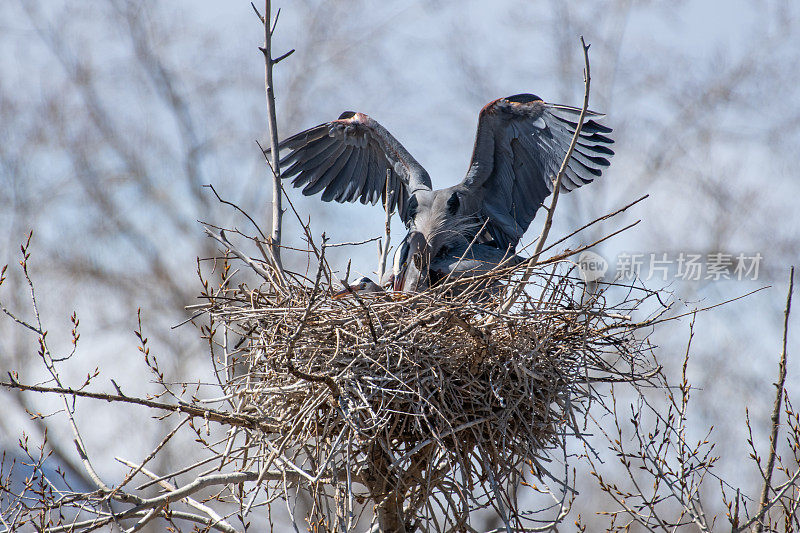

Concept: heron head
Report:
left=395, top=188, right=476, bottom=292
left=332, top=276, right=384, bottom=299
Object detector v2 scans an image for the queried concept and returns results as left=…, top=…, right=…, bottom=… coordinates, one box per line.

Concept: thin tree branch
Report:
left=203, top=183, right=267, bottom=241
left=0, top=378, right=278, bottom=432
left=116, top=458, right=239, bottom=533
left=753, top=265, right=794, bottom=533
left=273, top=48, right=295, bottom=64
left=259, top=0, right=285, bottom=273
left=326, top=236, right=381, bottom=248
left=203, top=227, right=289, bottom=294
left=378, top=169, right=393, bottom=283
left=497, top=36, right=592, bottom=316
left=737, top=467, right=800, bottom=533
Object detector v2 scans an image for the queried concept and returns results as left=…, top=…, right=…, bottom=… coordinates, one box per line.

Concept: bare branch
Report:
left=116, top=457, right=239, bottom=533
left=260, top=0, right=285, bottom=273
left=0, top=379, right=278, bottom=432
left=378, top=169, right=394, bottom=282
left=753, top=265, right=794, bottom=533
left=497, top=36, right=592, bottom=316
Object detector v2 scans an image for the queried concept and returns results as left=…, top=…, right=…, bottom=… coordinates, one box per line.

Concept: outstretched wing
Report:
left=274, top=111, right=432, bottom=223
left=461, top=94, right=614, bottom=250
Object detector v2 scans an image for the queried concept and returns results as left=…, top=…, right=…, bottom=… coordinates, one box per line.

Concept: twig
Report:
left=283, top=242, right=342, bottom=398
left=737, top=468, right=800, bottom=533
left=255, top=139, right=335, bottom=290
left=202, top=183, right=284, bottom=279
left=537, top=194, right=648, bottom=256
left=538, top=220, right=640, bottom=268
left=108, top=417, right=189, bottom=503
left=326, top=236, right=382, bottom=248
left=753, top=265, right=794, bottom=533
left=497, top=36, right=592, bottom=316
left=203, top=227, right=289, bottom=294
left=600, top=285, right=769, bottom=333
left=116, top=457, right=239, bottom=533
left=203, top=183, right=267, bottom=241
left=1, top=379, right=278, bottom=432
left=45, top=510, right=236, bottom=533
left=17, top=235, right=113, bottom=496
left=378, top=169, right=394, bottom=282
left=258, top=0, right=286, bottom=273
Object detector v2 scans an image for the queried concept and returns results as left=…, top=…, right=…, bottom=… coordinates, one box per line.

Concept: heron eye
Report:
left=447, top=192, right=460, bottom=215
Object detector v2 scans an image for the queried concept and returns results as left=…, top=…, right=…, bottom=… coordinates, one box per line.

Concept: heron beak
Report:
left=394, top=231, right=429, bottom=292
left=332, top=285, right=356, bottom=299
left=393, top=266, right=406, bottom=292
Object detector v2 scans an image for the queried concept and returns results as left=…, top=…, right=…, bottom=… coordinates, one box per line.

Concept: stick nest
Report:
left=203, top=253, right=655, bottom=529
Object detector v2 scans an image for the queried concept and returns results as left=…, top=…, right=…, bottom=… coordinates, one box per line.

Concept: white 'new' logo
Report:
left=578, top=251, right=608, bottom=282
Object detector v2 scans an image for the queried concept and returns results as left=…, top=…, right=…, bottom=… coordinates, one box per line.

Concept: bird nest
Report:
left=199, top=245, right=656, bottom=531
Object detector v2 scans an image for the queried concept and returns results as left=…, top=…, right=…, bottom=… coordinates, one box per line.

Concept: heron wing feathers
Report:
left=462, top=94, right=614, bottom=250
left=273, top=112, right=431, bottom=222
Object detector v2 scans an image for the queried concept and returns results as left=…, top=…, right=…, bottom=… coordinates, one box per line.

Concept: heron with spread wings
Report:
left=274, top=93, right=613, bottom=294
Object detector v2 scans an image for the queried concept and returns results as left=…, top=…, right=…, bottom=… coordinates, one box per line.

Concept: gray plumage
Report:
left=273, top=94, right=613, bottom=292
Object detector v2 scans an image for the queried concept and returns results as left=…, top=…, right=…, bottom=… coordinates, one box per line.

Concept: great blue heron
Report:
left=274, top=93, right=613, bottom=293
left=332, top=276, right=387, bottom=299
